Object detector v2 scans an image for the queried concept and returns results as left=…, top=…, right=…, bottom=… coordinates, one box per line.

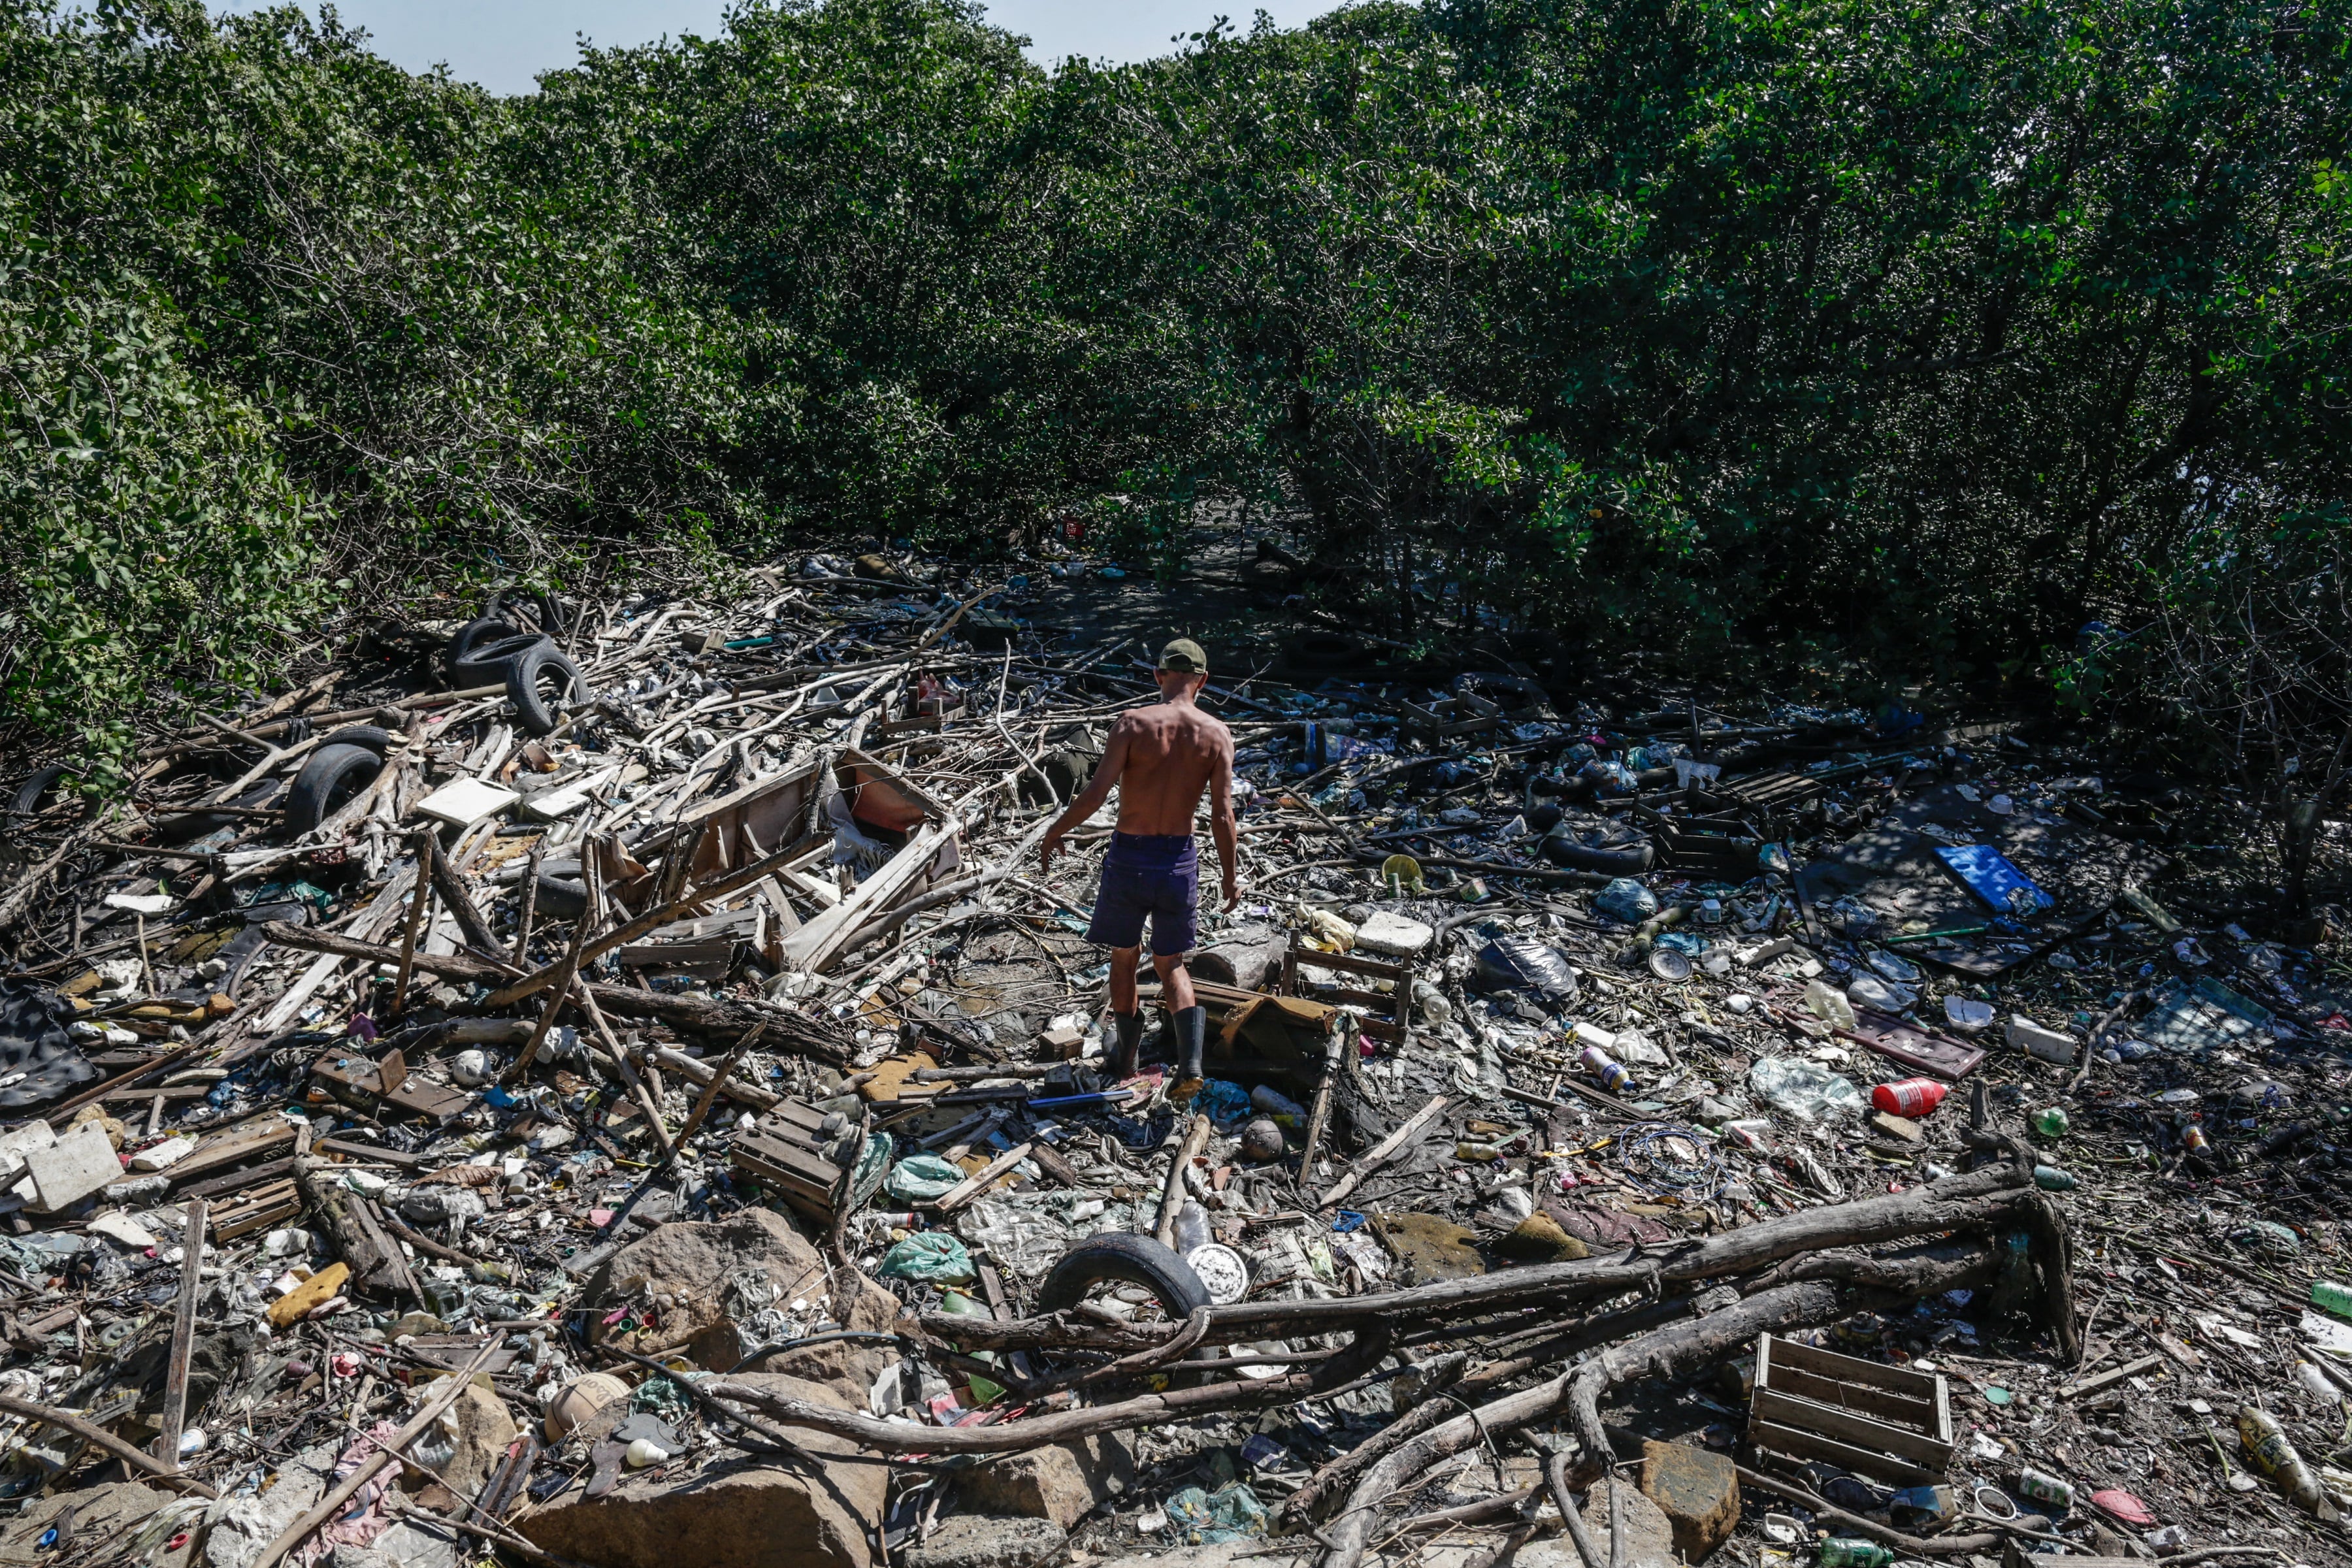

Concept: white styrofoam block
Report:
left=24, top=1123, right=122, bottom=1213
left=0, top=1121, right=55, bottom=1183
left=2005, top=1013, right=2078, bottom=1064
left=1354, top=910, right=1434, bottom=957
left=415, top=777, right=520, bottom=827
left=129, top=1135, right=197, bottom=1173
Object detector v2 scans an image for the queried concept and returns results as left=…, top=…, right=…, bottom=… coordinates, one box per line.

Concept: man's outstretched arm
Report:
left=1041, top=719, right=1130, bottom=874
left=1209, top=728, right=1240, bottom=909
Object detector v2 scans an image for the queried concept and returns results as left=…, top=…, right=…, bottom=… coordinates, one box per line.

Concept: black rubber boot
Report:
left=1109, top=1010, right=1144, bottom=1080
left=1168, top=1004, right=1207, bottom=1101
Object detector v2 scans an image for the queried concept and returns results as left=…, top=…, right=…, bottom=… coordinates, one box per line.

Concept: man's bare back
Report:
left=1100, top=702, right=1232, bottom=836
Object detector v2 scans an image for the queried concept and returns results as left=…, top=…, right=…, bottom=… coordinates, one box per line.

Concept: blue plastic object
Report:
left=1934, top=845, right=2053, bottom=915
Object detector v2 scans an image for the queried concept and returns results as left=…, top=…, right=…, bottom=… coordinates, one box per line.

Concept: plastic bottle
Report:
left=2032, top=1165, right=2077, bottom=1191
left=1579, top=1045, right=1635, bottom=1094
left=2311, top=1279, right=2352, bottom=1320
left=2239, top=1404, right=2330, bottom=1514
left=1817, top=1539, right=1895, bottom=1568
left=2031, top=1105, right=2070, bottom=1139
left=1871, top=1079, right=1948, bottom=1118
left=2016, top=1468, right=2074, bottom=1510
left=1250, top=1084, right=1307, bottom=1125
left=1172, top=1200, right=1211, bottom=1255
left=1722, top=1119, right=1776, bottom=1154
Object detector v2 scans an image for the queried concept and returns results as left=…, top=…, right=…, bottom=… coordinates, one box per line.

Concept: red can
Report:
left=1871, top=1078, right=1948, bottom=1118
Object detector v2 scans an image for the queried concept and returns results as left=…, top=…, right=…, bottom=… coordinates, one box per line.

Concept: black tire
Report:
left=10, top=766, right=71, bottom=820
left=1540, top=836, right=1654, bottom=875
left=285, top=743, right=385, bottom=838
left=451, top=630, right=548, bottom=679
left=503, top=641, right=588, bottom=734
left=318, top=725, right=397, bottom=755
left=1526, top=803, right=1565, bottom=834
left=533, top=869, right=589, bottom=921
left=1036, top=1234, right=1211, bottom=1321
left=446, top=616, right=529, bottom=677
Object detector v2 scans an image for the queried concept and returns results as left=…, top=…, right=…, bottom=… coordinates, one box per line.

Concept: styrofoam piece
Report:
left=414, top=777, right=520, bottom=827
left=25, top=1124, right=122, bottom=1213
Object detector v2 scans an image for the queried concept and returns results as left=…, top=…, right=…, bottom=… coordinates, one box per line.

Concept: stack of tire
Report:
left=444, top=593, right=587, bottom=738
left=282, top=593, right=587, bottom=840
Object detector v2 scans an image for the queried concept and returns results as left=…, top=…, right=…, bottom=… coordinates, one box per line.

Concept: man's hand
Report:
left=1040, top=826, right=1066, bottom=877
left=1220, top=872, right=1240, bottom=912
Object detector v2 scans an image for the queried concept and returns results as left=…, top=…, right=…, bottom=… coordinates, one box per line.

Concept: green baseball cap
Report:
left=1157, top=638, right=1209, bottom=674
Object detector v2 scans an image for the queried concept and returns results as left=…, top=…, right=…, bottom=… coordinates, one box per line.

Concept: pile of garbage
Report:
left=0, top=549, right=2345, bottom=1568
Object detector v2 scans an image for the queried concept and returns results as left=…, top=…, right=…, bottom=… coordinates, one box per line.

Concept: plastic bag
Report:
left=1593, top=877, right=1658, bottom=923
left=1750, top=1055, right=1866, bottom=1122
left=1196, top=1079, right=1252, bottom=1128
left=1166, top=1482, right=1269, bottom=1544
left=885, top=1154, right=965, bottom=1203
left=1473, top=935, right=1580, bottom=1003
left=875, top=1232, right=975, bottom=1283
left=846, top=1132, right=896, bottom=1209
left=1804, top=978, right=1859, bottom=1030
left=960, top=1192, right=1141, bottom=1280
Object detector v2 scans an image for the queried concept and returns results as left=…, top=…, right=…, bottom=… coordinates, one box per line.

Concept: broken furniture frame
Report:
left=1280, top=936, right=1413, bottom=1047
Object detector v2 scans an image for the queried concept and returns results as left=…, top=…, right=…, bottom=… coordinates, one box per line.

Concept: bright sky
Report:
left=216, top=1, right=1345, bottom=95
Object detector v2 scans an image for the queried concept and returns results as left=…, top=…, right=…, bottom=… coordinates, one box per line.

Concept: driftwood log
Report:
left=920, top=1154, right=2042, bottom=1354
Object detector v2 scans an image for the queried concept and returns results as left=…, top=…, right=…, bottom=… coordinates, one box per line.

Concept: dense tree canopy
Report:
left=4, top=0, right=2349, bottom=771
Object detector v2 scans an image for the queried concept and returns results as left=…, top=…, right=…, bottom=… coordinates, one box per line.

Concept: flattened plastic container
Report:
left=1473, top=935, right=1580, bottom=1004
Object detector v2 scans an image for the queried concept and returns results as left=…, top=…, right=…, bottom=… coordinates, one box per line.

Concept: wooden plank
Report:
left=1746, top=1416, right=1942, bottom=1486
left=176, top=1156, right=295, bottom=1203
left=2059, top=1352, right=2165, bottom=1401
left=1751, top=1386, right=1953, bottom=1469
left=167, top=1120, right=297, bottom=1188
left=152, top=1198, right=206, bottom=1470
left=317, top=1137, right=433, bottom=1169
left=934, top=1142, right=1032, bottom=1213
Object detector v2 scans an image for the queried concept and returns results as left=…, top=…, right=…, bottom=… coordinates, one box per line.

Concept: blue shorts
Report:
left=1086, top=833, right=1200, bottom=956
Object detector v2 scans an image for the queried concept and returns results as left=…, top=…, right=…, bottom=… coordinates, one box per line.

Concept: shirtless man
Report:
left=1039, top=638, right=1239, bottom=1097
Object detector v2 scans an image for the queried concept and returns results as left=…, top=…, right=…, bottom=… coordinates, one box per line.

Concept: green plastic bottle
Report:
left=2033, top=1164, right=2077, bottom=1190
left=2312, top=1279, right=2352, bottom=1320
left=2031, top=1105, right=2070, bottom=1138
left=1818, top=1539, right=1895, bottom=1568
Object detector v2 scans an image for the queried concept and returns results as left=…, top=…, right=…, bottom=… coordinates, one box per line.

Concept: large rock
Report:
left=1638, top=1439, right=1739, bottom=1563
left=902, top=1516, right=1065, bottom=1568
left=1514, top=1478, right=1676, bottom=1568
left=583, top=1205, right=828, bottom=1368
left=956, top=1429, right=1139, bottom=1528
left=516, top=1372, right=883, bottom=1568
left=0, top=1480, right=193, bottom=1566
left=440, top=1377, right=519, bottom=1499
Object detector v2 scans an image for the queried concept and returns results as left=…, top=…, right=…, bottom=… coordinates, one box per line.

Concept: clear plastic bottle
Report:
left=1172, top=1199, right=1211, bottom=1255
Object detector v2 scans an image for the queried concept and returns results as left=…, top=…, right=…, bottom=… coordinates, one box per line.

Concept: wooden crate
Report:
left=730, top=1098, right=855, bottom=1226
left=1280, top=938, right=1413, bottom=1046
left=1746, top=1332, right=1953, bottom=1484
left=1630, top=804, right=1763, bottom=880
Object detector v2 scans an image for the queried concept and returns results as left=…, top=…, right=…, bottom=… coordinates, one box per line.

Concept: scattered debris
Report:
left=0, top=554, right=2345, bottom=1568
